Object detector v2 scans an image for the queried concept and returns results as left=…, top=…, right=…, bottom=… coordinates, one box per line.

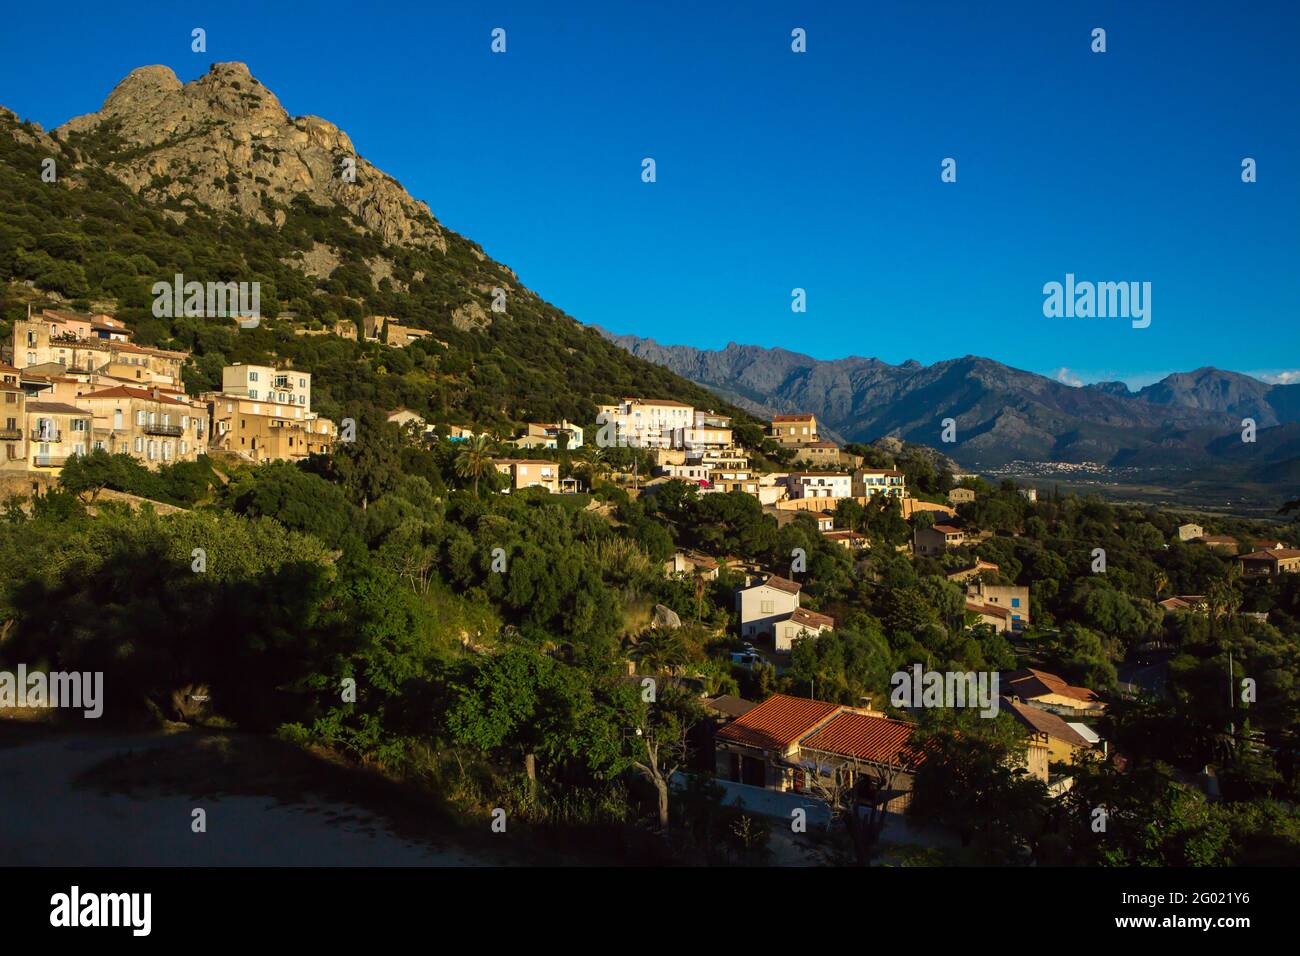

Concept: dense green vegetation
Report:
left=4, top=426, right=1299, bottom=863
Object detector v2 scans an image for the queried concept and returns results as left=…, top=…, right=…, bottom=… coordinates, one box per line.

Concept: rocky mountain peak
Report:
left=53, top=62, right=444, bottom=250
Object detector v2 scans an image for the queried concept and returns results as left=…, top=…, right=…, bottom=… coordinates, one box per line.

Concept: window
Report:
left=114, top=409, right=123, bottom=429
left=249, top=372, right=259, bottom=382
left=249, top=390, right=258, bottom=400
left=1011, top=598, right=1020, bottom=607
left=760, top=600, right=774, bottom=614
left=136, top=410, right=145, bottom=426
left=134, top=437, right=143, bottom=453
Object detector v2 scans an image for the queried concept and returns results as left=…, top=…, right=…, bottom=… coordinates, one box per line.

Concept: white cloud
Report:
left=1251, top=369, right=1300, bottom=385
left=1052, top=367, right=1084, bottom=387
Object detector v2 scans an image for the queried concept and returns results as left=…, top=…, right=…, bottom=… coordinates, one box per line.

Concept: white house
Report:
left=736, top=575, right=835, bottom=651
left=774, top=607, right=835, bottom=652
left=736, top=575, right=802, bottom=639
left=785, top=472, right=852, bottom=501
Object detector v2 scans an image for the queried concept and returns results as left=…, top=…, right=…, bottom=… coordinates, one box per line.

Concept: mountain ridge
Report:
left=597, top=329, right=1300, bottom=472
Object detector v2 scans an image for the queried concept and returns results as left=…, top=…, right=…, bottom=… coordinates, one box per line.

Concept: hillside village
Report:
left=1, top=59, right=1298, bottom=870
left=3, top=303, right=1299, bottom=865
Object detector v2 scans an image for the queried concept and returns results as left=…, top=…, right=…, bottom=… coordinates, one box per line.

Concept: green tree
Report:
left=454, top=433, right=496, bottom=496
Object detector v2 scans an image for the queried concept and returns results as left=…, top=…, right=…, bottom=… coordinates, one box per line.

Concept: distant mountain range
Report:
left=598, top=332, right=1300, bottom=477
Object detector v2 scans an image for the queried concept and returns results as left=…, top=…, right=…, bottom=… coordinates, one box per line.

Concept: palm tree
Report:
left=630, top=630, right=689, bottom=676
left=577, top=447, right=609, bottom=487
left=454, top=434, right=494, bottom=496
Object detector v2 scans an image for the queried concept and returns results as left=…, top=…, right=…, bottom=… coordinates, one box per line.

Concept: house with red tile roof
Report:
left=735, top=575, right=801, bottom=641
left=967, top=579, right=1029, bottom=631
left=735, top=575, right=835, bottom=651
left=76, top=384, right=208, bottom=466
left=964, top=601, right=1010, bottom=632
left=1158, top=594, right=1208, bottom=614
left=1002, top=668, right=1105, bottom=717
left=1239, top=549, right=1300, bottom=578
left=775, top=607, right=835, bottom=651
left=714, top=693, right=927, bottom=812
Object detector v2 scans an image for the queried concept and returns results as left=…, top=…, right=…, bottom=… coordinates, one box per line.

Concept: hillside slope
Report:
left=0, top=63, right=742, bottom=431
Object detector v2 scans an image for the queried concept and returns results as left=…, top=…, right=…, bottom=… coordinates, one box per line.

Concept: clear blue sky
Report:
left=3, top=1, right=1297, bottom=388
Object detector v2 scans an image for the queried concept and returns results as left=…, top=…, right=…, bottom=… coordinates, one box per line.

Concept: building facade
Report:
left=770, top=414, right=818, bottom=445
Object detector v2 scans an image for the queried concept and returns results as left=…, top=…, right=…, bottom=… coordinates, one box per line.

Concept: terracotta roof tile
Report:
left=790, top=607, right=834, bottom=629
left=1002, top=698, right=1093, bottom=748
left=763, top=575, right=802, bottom=594
left=26, top=401, right=89, bottom=416
left=78, top=385, right=190, bottom=406
left=1002, top=668, right=1100, bottom=704
left=966, top=601, right=1008, bottom=620
left=714, top=694, right=840, bottom=751
left=800, top=711, right=927, bottom=768
left=704, top=695, right=758, bottom=719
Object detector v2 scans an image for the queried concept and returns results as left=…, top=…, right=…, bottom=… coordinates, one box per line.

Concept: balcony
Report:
left=0, top=428, right=21, bottom=441
left=144, top=422, right=184, bottom=437
left=30, top=429, right=60, bottom=442
left=34, top=455, right=67, bottom=468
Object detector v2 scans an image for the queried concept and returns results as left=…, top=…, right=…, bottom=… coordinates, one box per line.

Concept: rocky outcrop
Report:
left=651, top=604, right=682, bottom=630
left=55, top=63, right=446, bottom=251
